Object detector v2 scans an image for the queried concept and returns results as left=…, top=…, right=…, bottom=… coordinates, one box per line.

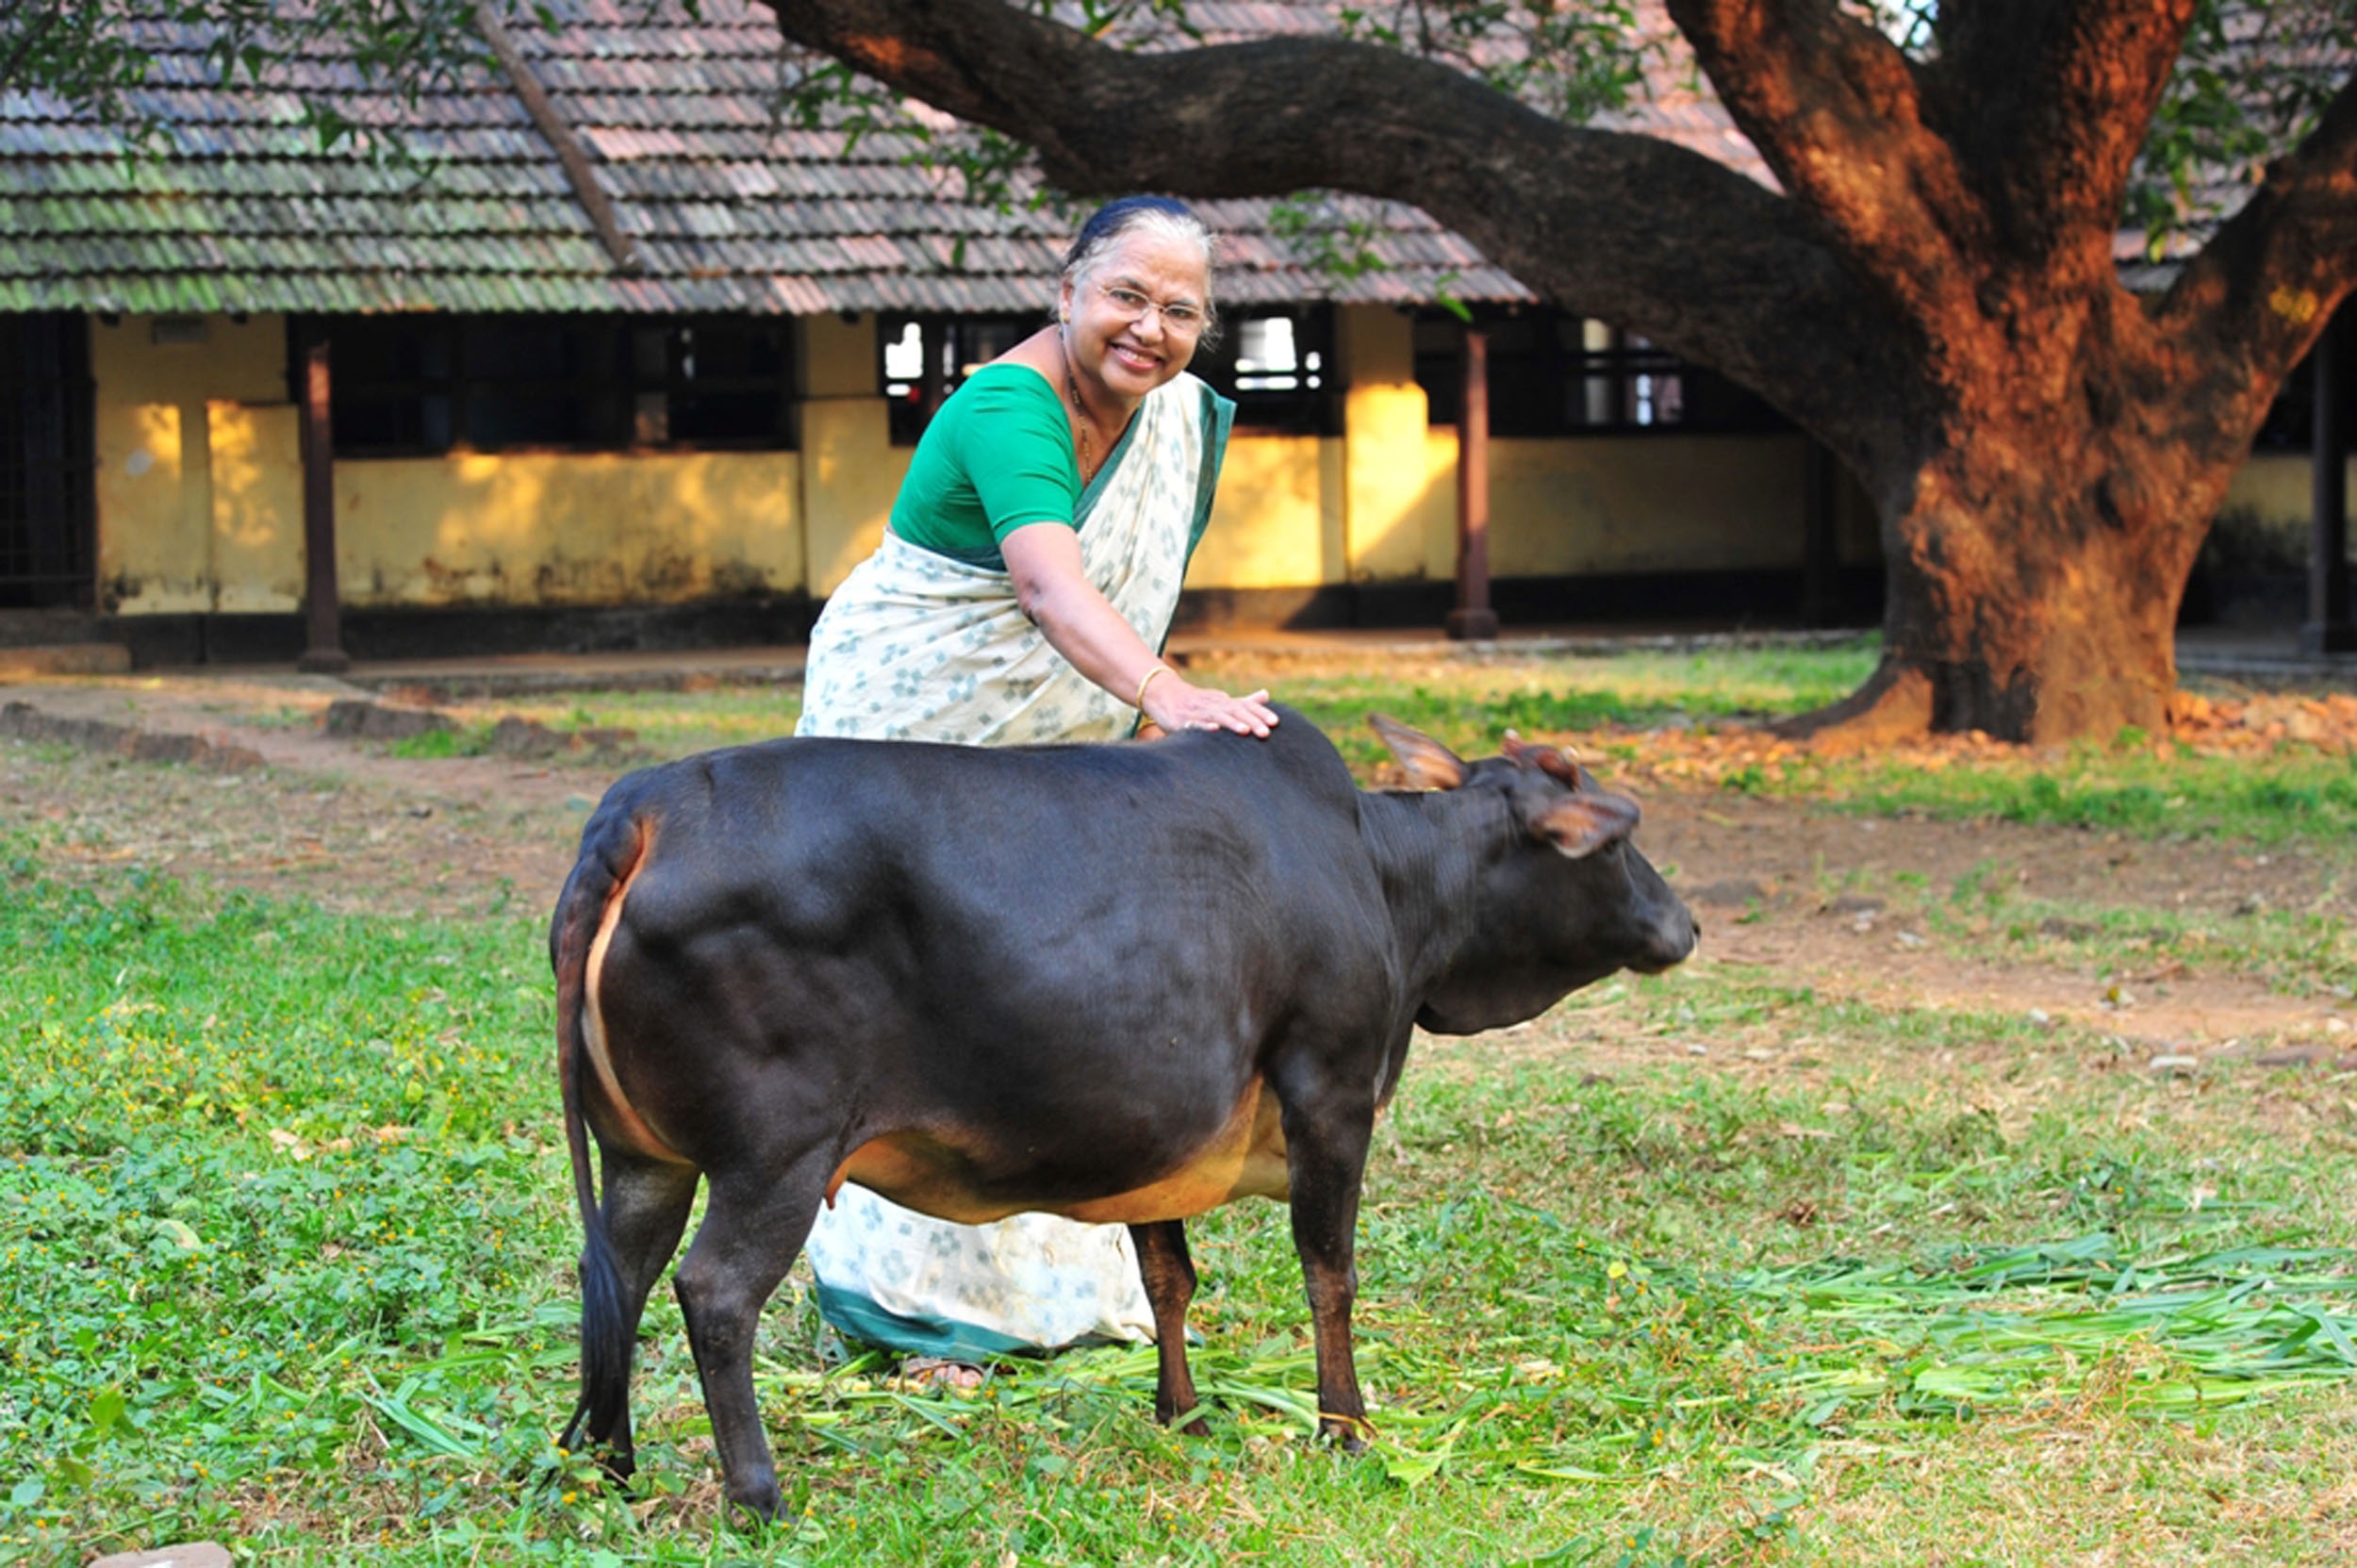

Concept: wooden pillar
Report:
left=296, top=330, right=350, bottom=674
left=2304, top=305, right=2354, bottom=655
left=1800, top=438, right=1840, bottom=627
left=1445, top=325, right=1499, bottom=641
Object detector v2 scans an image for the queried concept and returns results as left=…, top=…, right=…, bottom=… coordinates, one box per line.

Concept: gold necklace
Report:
left=1063, top=333, right=1096, bottom=482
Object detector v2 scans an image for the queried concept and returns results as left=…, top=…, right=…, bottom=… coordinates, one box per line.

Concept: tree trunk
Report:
left=1790, top=405, right=2226, bottom=747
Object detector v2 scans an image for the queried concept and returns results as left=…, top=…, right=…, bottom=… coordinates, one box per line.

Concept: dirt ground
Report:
left=5, top=670, right=2352, bottom=1063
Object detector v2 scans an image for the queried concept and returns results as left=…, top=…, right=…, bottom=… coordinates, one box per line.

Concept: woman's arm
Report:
left=1001, top=521, right=1278, bottom=737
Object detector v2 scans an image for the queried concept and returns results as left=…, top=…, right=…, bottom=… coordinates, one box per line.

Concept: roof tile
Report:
left=0, top=0, right=1803, bottom=313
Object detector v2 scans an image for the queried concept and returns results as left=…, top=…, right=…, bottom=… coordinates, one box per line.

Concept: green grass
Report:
left=428, top=686, right=802, bottom=766
left=1189, top=641, right=1882, bottom=775
left=8, top=850, right=2357, bottom=1564
left=1813, top=745, right=2357, bottom=850
left=448, top=643, right=1882, bottom=777
left=1211, top=641, right=2357, bottom=859
left=1945, top=883, right=2355, bottom=999
left=386, top=724, right=492, bottom=760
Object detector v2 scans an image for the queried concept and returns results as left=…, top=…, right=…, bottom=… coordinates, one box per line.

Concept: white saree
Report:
left=795, top=370, right=1233, bottom=1360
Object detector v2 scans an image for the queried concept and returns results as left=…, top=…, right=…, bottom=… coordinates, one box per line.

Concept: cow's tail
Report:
left=551, top=802, right=651, bottom=1455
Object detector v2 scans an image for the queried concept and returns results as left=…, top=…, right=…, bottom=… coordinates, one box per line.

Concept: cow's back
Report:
left=607, top=710, right=1374, bottom=962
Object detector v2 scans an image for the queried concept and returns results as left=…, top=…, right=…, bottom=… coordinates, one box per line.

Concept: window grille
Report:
left=321, top=315, right=796, bottom=457
left=1415, top=307, right=1787, bottom=437
left=0, top=314, right=95, bottom=609
left=880, top=315, right=1038, bottom=446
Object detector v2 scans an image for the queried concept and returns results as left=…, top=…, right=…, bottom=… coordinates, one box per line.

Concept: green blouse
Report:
left=891, top=363, right=1108, bottom=571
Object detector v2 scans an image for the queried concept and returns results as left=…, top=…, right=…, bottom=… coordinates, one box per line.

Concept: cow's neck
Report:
left=1356, top=786, right=1506, bottom=1001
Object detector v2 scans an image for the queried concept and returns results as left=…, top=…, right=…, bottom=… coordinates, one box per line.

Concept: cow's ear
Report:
left=1502, top=731, right=1582, bottom=786
left=1530, top=789, right=1640, bottom=859
left=1371, top=714, right=1467, bottom=790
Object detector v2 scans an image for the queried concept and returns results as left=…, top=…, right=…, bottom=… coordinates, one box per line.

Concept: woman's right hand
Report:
left=1141, top=670, right=1279, bottom=738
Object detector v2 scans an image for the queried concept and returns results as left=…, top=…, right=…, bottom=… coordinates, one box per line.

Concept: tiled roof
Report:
left=0, top=0, right=1771, bottom=315
left=2111, top=8, right=2349, bottom=289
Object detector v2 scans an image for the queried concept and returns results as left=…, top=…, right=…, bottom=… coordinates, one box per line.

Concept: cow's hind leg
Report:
left=672, top=1157, right=831, bottom=1522
left=1129, top=1220, right=1206, bottom=1432
left=567, top=1152, right=699, bottom=1479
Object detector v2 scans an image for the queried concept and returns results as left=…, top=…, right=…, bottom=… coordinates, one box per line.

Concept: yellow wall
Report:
left=94, top=311, right=816, bottom=614
left=1441, top=431, right=1821, bottom=577
left=799, top=313, right=907, bottom=595
left=337, top=450, right=801, bottom=606
left=1183, top=305, right=1857, bottom=594
left=90, top=306, right=1876, bottom=626
left=206, top=402, right=305, bottom=611
left=1189, top=435, right=1343, bottom=589
left=2224, top=452, right=2355, bottom=535
left=1186, top=311, right=1875, bottom=596
left=1336, top=306, right=1446, bottom=583
left=92, top=313, right=293, bottom=613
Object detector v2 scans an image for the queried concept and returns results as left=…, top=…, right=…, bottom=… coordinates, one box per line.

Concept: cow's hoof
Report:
left=1154, top=1396, right=1209, bottom=1433
left=724, top=1482, right=785, bottom=1527
left=1318, top=1414, right=1376, bottom=1453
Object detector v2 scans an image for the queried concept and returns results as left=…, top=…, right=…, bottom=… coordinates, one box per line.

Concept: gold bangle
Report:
left=1135, top=664, right=1173, bottom=710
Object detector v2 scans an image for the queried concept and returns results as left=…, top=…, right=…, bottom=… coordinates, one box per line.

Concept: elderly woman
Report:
left=796, top=196, right=1279, bottom=1365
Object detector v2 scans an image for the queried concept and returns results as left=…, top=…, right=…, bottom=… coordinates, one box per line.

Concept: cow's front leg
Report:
left=1277, top=1085, right=1377, bottom=1451
left=672, top=1157, right=830, bottom=1522
left=1128, top=1219, right=1205, bottom=1431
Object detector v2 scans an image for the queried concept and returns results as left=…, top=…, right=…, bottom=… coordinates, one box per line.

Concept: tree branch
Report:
left=0, top=0, right=74, bottom=98
left=1666, top=0, right=1991, bottom=322
left=762, top=0, right=1931, bottom=474
left=2161, top=64, right=2357, bottom=409
left=1924, top=0, right=2200, bottom=271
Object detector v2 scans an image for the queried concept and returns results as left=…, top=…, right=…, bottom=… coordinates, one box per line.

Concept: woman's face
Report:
left=1059, top=229, right=1211, bottom=404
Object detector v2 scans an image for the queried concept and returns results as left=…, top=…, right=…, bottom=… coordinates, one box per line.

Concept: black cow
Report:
left=550, top=708, right=1695, bottom=1518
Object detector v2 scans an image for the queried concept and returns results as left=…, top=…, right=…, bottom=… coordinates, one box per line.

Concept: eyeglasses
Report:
left=1096, top=283, right=1207, bottom=335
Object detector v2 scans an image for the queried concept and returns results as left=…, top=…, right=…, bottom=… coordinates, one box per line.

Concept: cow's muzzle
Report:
left=1633, top=900, right=1700, bottom=973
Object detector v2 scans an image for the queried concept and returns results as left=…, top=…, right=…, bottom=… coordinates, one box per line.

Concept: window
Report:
left=629, top=320, right=794, bottom=448
left=2253, top=350, right=2316, bottom=453
left=1569, top=321, right=1688, bottom=430
left=460, top=318, right=612, bottom=450
left=0, top=313, right=94, bottom=609
left=1415, top=306, right=1787, bottom=437
left=320, top=315, right=795, bottom=457
left=330, top=318, right=456, bottom=454
left=1191, top=306, right=1338, bottom=435
left=880, top=314, right=1038, bottom=445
